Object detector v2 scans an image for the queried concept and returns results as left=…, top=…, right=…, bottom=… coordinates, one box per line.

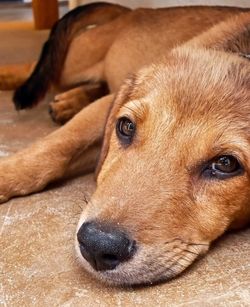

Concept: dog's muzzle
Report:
left=77, top=221, right=136, bottom=271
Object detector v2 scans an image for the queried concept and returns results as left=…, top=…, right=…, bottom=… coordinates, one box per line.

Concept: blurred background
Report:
left=0, top=0, right=250, bottom=30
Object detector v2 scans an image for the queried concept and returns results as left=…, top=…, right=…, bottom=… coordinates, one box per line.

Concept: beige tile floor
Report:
left=0, top=7, right=250, bottom=307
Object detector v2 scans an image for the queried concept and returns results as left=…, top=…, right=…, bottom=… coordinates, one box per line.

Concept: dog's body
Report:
left=0, top=3, right=250, bottom=286
left=1, top=4, right=248, bottom=123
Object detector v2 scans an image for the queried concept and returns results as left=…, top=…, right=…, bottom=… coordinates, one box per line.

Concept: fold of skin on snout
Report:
left=75, top=48, right=250, bottom=286
left=75, top=194, right=210, bottom=286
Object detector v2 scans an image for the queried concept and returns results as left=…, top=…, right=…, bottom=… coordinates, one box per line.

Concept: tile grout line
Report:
left=0, top=202, right=12, bottom=237
left=0, top=202, right=12, bottom=307
left=0, top=283, right=7, bottom=307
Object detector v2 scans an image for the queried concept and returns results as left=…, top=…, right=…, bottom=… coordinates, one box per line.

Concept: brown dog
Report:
left=0, top=3, right=250, bottom=286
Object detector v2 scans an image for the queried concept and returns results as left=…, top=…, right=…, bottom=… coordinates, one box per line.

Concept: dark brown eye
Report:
left=203, top=155, right=243, bottom=179
left=116, top=117, right=136, bottom=145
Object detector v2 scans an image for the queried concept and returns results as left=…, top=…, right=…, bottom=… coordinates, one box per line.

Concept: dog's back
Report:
left=2, top=4, right=248, bottom=109
left=104, top=6, right=249, bottom=90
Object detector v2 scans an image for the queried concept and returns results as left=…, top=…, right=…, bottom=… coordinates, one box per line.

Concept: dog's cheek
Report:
left=193, top=176, right=250, bottom=241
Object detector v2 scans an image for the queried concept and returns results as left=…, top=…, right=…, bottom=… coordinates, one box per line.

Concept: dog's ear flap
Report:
left=188, top=12, right=250, bottom=56
left=95, top=76, right=135, bottom=178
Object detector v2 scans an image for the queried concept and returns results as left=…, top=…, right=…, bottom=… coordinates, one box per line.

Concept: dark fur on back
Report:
left=13, top=2, right=129, bottom=110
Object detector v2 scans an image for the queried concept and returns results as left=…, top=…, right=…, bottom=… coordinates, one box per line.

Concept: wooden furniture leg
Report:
left=32, top=0, right=59, bottom=30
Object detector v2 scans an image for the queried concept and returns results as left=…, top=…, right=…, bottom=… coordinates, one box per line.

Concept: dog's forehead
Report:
left=118, top=48, right=250, bottom=124
left=105, top=47, right=250, bottom=171
left=109, top=50, right=250, bottom=164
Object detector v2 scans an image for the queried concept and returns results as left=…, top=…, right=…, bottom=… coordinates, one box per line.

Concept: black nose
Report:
left=77, top=221, right=136, bottom=271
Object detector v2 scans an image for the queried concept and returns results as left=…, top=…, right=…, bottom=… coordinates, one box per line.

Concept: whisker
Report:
left=82, top=194, right=89, bottom=205
left=163, top=238, right=182, bottom=245
left=76, top=203, right=84, bottom=211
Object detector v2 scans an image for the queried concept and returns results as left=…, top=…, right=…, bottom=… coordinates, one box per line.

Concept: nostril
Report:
left=102, top=254, right=119, bottom=262
left=98, top=254, right=120, bottom=270
left=77, top=222, right=136, bottom=271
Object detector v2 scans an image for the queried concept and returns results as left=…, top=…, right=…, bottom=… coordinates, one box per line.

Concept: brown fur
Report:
left=0, top=62, right=35, bottom=90
left=0, top=4, right=250, bottom=286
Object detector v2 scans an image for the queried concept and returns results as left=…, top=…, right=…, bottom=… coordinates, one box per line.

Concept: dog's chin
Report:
left=75, top=238, right=209, bottom=286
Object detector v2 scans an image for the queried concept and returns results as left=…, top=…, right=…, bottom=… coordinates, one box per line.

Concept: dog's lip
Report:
left=76, top=238, right=210, bottom=286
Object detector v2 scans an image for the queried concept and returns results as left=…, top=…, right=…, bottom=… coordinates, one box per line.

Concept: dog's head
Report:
left=76, top=47, right=250, bottom=286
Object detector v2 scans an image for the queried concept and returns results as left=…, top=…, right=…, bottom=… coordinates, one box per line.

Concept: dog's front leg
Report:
left=0, top=94, right=114, bottom=203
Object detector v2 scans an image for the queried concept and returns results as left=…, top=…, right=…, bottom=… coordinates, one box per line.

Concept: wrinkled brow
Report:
left=119, top=100, right=149, bottom=121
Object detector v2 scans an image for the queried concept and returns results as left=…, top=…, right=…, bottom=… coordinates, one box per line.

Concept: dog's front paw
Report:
left=0, top=160, right=22, bottom=203
left=0, top=142, right=66, bottom=203
left=0, top=156, right=36, bottom=203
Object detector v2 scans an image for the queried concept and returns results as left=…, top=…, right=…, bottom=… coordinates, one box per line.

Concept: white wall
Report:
left=23, top=0, right=65, bottom=2
left=69, top=0, right=250, bottom=9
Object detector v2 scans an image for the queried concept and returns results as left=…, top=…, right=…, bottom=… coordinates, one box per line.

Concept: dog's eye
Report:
left=203, top=155, right=243, bottom=179
left=116, top=117, right=136, bottom=144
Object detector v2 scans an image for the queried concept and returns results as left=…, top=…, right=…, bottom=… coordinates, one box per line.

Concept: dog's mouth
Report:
left=75, top=221, right=209, bottom=286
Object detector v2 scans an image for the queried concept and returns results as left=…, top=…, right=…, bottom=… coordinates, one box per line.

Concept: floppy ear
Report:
left=188, top=12, right=250, bottom=55
left=95, top=76, right=135, bottom=177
